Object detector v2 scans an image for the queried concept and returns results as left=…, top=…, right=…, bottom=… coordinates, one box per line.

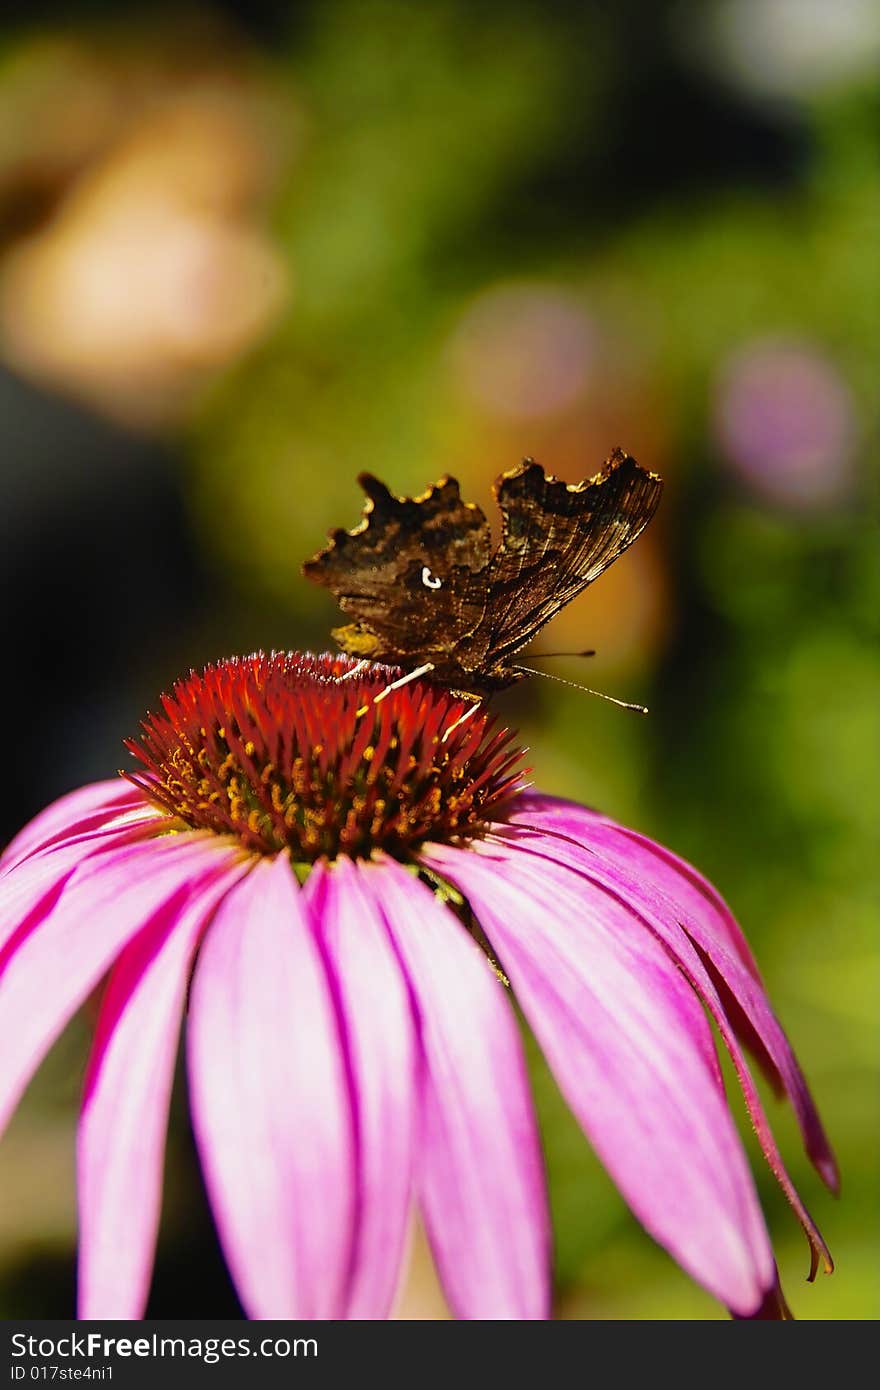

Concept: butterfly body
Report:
left=303, top=448, right=662, bottom=698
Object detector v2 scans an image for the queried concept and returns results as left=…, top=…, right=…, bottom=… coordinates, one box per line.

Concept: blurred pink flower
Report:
left=713, top=338, right=857, bottom=507
left=451, top=284, right=596, bottom=420
left=0, top=652, right=836, bottom=1319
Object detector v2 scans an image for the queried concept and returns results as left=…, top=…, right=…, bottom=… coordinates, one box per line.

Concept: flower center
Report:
left=125, top=652, right=526, bottom=861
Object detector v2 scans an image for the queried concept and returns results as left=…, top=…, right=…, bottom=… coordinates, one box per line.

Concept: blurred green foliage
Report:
left=1, top=0, right=877, bottom=1319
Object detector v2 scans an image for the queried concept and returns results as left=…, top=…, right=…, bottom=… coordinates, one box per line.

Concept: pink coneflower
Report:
left=0, top=651, right=836, bottom=1320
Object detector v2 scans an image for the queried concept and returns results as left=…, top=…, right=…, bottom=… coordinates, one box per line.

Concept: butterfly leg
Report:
left=336, top=659, right=371, bottom=681
left=356, top=662, right=435, bottom=716
left=441, top=700, right=482, bottom=743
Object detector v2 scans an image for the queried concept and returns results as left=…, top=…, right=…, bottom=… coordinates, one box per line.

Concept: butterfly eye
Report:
left=421, top=566, right=443, bottom=590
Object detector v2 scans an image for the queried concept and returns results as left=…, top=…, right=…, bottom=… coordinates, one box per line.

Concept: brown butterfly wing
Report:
left=302, top=472, right=492, bottom=665
left=456, top=449, right=663, bottom=674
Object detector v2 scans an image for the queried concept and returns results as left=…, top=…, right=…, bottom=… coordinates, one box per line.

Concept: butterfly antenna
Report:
left=522, top=649, right=596, bottom=659
left=513, top=664, right=648, bottom=714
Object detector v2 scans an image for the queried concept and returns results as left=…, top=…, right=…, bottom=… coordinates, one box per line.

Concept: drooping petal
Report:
left=507, top=793, right=763, bottom=978
left=187, top=853, right=355, bottom=1319
left=305, top=858, right=417, bottom=1319
left=593, top=828, right=838, bottom=1192
left=506, top=795, right=839, bottom=1193
left=77, top=859, right=254, bottom=1319
left=489, top=820, right=833, bottom=1281
left=733, top=1267, right=793, bottom=1319
left=0, top=833, right=241, bottom=1139
left=1, top=780, right=149, bottom=873
left=424, top=838, right=776, bottom=1317
left=374, top=856, right=550, bottom=1320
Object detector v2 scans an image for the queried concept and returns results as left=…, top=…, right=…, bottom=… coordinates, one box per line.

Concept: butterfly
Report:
left=302, top=447, right=663, bottom=698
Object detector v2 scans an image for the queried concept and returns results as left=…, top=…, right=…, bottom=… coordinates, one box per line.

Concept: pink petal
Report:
left=305, top=859, right=417, bottom=1319
left=0, top=833, right=242, bottom=1139
left=597, top=828, right=838, bottom=1191
left=375, top=855, right=550, bottom=1320
left=77, top=859, right=254, bottom=1319
left=0, top=821, right=175, bottom=971
left=489, top=821, right=834, bottom=1281
left=0, top=846, right=85, bottom=959
left=732, top=1267, right=793, bottom=1319
left=424, top=838, right=776, bottom=1316
left=187, top=854, right=355, bottom=1319
left=507, top=795, right=839, bottom=1194
left=508, top=794, right=763, bottom=978
left=1, top=780, right=147, bottom=873
left=1, top=814, right=166, bottom=897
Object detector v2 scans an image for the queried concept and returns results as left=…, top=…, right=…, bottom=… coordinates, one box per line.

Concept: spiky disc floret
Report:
left=124, top=652, right=527, bottom=861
